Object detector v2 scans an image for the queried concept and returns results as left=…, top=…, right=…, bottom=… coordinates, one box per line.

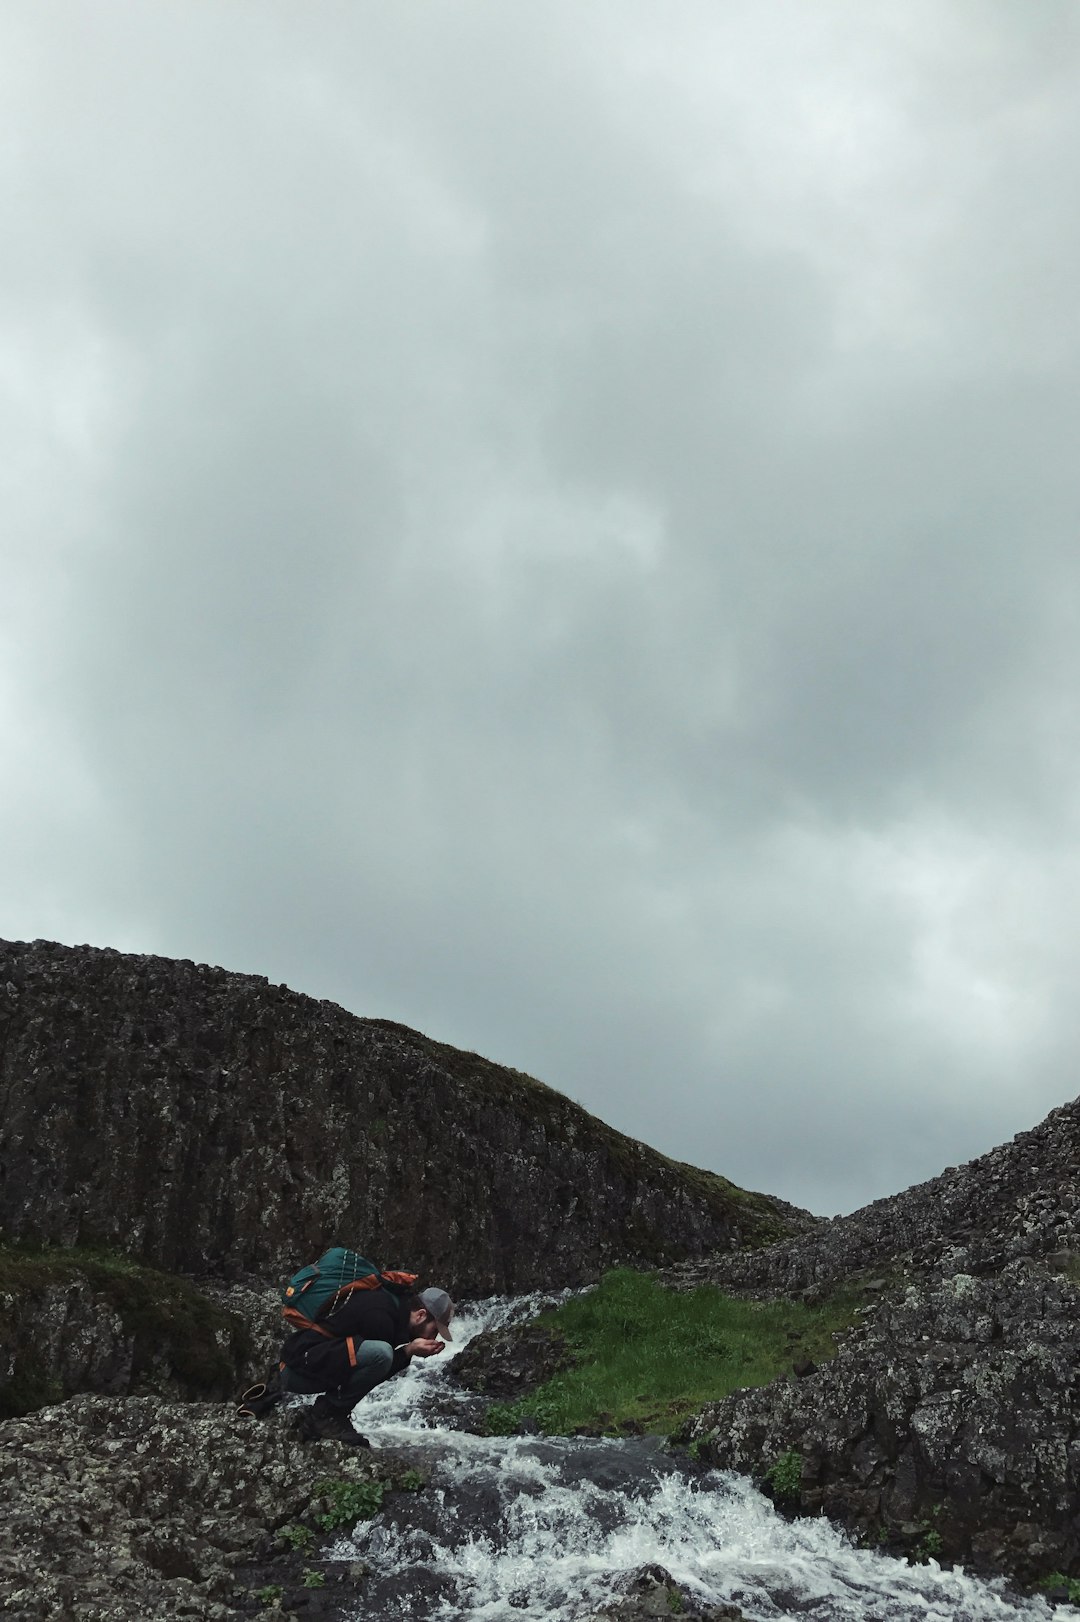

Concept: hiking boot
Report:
left=297, top=1401, right=372, bottom=1448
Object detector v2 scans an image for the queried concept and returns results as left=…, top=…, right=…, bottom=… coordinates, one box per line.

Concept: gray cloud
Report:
left=3, top=0, right=1080, bottom=1215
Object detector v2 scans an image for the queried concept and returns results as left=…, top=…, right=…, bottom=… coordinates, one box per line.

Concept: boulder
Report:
left=588, top=1564, right=744, bottom=1620
left=0, top=1251, right=255, bottom=1417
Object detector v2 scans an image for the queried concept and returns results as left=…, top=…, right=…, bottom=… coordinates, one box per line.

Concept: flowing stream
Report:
left=317, top=1295, right=1075, bottom=1622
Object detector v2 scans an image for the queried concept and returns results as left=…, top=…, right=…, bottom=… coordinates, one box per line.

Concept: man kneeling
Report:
left=281, top=1284, right=455, bottom=1446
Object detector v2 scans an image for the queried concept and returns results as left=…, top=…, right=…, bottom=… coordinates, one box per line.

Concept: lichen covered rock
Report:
left=664, top=1095, right=1080, bottom=1300
left=0, top=1393, right=424, bottom=1619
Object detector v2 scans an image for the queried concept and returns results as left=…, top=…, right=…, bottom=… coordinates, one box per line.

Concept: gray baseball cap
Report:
left=419, top=1287, right=455, bottom=1341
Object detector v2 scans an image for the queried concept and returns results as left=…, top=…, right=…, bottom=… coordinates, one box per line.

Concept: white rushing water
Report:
left=321, top=1295, right=1075, bottom=1622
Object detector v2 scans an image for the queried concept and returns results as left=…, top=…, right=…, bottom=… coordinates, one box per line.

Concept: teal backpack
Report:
left=280, top=1246, right=418, bottom=1336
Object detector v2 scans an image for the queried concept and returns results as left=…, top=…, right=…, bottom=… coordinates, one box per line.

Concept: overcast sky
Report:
left=3, top=1, right=1079, bottom=1216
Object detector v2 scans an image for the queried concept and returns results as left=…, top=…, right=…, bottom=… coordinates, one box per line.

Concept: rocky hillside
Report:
left=670, top=1093, right=1080, bottom=1585
left=664, top=1094, right=1080, bottom=1299
left=0, top=939, right=810, bottom=1296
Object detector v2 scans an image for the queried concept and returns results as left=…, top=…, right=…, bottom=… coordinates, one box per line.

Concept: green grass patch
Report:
left=484, top=1268, right=861, bottom=1437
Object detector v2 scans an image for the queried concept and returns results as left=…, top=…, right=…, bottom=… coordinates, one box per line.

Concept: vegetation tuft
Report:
left=313, top=1478, right=385, bottom=1530
left=279, top=1524, right=314, bottom=1552
left=1040, top=1573, right=1080, bottom=1603
left=917, top=1528, right=944, bottom=1561
left=765, top=1450, right=803, bottom=1502
left=481, top=1268, right=862, bottom=1437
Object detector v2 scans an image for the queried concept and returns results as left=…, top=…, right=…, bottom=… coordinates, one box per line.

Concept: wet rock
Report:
left=450, top=1318, right=577, bottom=1398
left=589, top=1564, right=745, bottom=1619
left=0, top=939, right=811, bottom=1298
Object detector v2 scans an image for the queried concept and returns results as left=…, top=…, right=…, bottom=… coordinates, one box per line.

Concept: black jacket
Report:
left=282, top=1287, right=413, bottom=1379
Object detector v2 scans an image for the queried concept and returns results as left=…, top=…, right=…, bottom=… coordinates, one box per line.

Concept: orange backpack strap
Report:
left=380, top=1271, right=419, bottom=1290
left=282, top=1308, right=337, bottom=1337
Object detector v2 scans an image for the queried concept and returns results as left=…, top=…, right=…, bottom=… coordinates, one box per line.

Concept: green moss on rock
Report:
left=0, top=1243, right=252, bottom=1417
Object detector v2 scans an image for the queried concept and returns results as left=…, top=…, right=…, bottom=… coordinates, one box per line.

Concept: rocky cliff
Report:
left=671, top=1094, right=1080, bottom=1585
left=0, top=939, right=808, bottom=1296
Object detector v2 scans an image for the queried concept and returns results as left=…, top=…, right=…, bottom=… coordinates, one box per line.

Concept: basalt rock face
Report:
left=670, top=1092, right=1080, bottom=1584
left=682, top=1257, right=1080, bottom=1584
left=0, top=1259, right=255, bottom=1418
left=0, top=939, right=810, bottom=1295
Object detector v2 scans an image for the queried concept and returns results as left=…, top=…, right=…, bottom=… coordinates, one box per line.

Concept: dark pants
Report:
left=280, top=1337, right=394, bottom=1415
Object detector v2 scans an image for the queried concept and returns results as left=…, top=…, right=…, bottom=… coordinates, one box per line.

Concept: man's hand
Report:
left=407, top=1337, right=444, bottom=1358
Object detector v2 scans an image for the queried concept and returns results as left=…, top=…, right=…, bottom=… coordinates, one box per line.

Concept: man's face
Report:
left=409, top=1306, right=439, bottom=1337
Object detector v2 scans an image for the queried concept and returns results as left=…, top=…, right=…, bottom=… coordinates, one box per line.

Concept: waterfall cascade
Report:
left=306, top=1296, right=1075, bottom=1622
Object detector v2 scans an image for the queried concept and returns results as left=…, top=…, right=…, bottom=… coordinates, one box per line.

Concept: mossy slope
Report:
left=0, top=1243, right=251, bottom=1418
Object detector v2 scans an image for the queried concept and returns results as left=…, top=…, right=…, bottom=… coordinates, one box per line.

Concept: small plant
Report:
left=531, top=1396, right=562, bottom=1433
left=668, top=1587, right=685, bottom=1613
left=254, top=1585, right=283, bottom=1608
left=398, top=1468, right=426, bottom=1491
left=918, top=1528, right=944, bottom=1561
left=280, top=1523, right=313, bottom=1551
left=302, top=1569, right=326, bottom=1588
left=484, top=1399, right=527, bottom=1435
left=313, top=1476, right=385, bottom=1530
left=687, top=1426, right=717, bottom=1463
left=1040, top=1572, right=1080, bottom=1603
left=765, top=1449, right=803, bottom=1503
